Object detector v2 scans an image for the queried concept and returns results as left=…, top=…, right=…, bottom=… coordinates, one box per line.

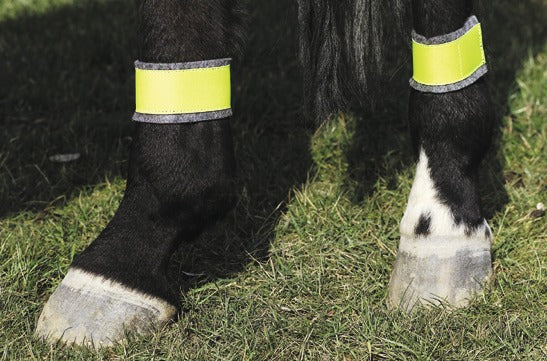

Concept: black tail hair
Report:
left=297, top=0, right=410, bottom=124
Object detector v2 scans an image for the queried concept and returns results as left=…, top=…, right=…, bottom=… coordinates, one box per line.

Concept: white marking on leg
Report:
left=399, top=148, right=492, bottom=257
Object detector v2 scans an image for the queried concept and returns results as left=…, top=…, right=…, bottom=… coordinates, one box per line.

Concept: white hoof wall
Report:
left=387, top=236, right=492, bottom=312
left=35, top=268, right=177, bottom=348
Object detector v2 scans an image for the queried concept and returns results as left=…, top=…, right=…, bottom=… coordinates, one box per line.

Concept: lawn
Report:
left=0, top=0, right=545, bottom=359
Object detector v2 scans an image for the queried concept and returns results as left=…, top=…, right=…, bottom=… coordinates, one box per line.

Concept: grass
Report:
left=0, top=0, right=545, bottom=359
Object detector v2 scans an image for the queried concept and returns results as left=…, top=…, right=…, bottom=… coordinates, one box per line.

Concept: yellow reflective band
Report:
left=135, top=63, right=231, bottom=115
left=412, top=21, right=486, bottom=87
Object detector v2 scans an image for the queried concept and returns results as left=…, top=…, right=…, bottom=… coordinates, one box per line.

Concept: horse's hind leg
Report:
left=388, top=0, right=496, bottom=310
left=35, top=0, right=242, bottom=347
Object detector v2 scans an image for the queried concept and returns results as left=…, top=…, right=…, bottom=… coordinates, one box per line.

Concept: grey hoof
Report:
left=35, top=268, right=177, bottom=348
left=387, top=236, right=492, bottom=311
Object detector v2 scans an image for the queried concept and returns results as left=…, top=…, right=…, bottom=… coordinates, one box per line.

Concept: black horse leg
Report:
left=388, top=0, right=496, bottom=310
left=36, top=0, right=242, bottom=347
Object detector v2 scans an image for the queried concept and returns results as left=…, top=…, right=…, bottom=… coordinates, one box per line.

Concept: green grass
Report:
left=0, top=0, right=546, bottom=359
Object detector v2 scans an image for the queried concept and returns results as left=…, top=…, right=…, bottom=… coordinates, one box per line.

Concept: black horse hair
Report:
left=297, top=0, right=410, bottom=124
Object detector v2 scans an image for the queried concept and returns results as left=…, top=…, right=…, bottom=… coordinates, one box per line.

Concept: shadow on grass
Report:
left=0, top=0, right=136, bottom=216
left=0, top=0, right=545, bottom=298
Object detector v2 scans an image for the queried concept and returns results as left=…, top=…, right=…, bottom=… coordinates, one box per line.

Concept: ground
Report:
left=0, top=0, right=545, bottom=359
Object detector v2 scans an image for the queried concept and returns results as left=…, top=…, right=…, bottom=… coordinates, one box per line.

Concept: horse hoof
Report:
left=35, top=268, right=177, bottom=348
left=387, top=235, right=492, bottom=311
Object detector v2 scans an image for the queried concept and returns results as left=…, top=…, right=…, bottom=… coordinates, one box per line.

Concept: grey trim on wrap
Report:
left=133, top=58, right=232, bottom=124
left=410, top=15, right=487, bottom=93
left=411, top=15, right=479, bottom=45
left=133, top=109, right=233, bottom=124
left=409, top=64, right=488, bottom=93
left=134, top=58, right=231, bottom=70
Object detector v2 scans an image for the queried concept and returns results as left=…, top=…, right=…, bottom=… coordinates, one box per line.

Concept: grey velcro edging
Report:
left=133, top=109, right=233, bottom=124
left=135, top=58, right=231, bottom=70
left=409, top=64, right=488, bottom=93
left=412, top=16, right=479, bottom=45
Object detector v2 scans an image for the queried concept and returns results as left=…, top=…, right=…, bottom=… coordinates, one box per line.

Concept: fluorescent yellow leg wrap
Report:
left=410, top=16, right=487, bottom=93
left=133, top=58, right=232, bottom=123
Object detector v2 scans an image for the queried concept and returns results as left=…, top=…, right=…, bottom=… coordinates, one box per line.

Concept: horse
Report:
left=35, top=0, right=496, bottom=347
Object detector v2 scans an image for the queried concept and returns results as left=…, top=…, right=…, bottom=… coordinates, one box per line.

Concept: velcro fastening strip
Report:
left=410, top=16, right=487, bottom=93
left=133, top=58, right=232, bottom=123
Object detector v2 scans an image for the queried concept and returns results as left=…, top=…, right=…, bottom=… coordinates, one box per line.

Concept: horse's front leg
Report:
left=35, top=0, right=241, bottom=347
left=388, top=0, right=496, bottom=310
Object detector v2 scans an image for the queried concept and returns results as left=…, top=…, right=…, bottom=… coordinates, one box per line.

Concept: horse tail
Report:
left=297, top=0, right=410, bottom=124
